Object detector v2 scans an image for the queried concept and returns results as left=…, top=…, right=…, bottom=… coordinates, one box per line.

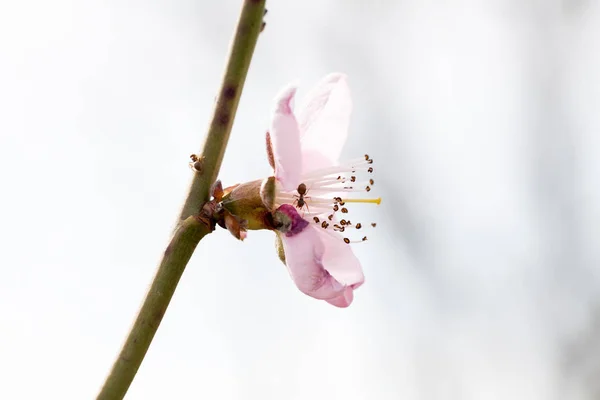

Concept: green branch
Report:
left=96, top=1, right=266, bottom=398
left=179, top=1, right=266, bottom=221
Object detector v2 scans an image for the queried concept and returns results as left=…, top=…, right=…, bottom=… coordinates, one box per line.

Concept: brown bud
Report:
left=211, top=180, right=224, bottom=202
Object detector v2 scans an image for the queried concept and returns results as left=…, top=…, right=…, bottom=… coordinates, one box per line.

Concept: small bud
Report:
left=211, top=180, right=224, bottom=202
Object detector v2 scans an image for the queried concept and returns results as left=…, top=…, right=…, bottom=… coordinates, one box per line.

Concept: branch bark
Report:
left=96, top=1, right=266, bottom=398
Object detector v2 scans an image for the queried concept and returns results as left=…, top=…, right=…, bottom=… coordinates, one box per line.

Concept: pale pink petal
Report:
left=280, top=226, right=348, bottom=300
left=317, top=229, right=365, bottom=288
left=297, top=73, right=352, bottom=165
left=301, top=148, right=335, bottom=175
left=325, top=288, right=354, bottom=308
left=270, top=86, right=302, bottom=191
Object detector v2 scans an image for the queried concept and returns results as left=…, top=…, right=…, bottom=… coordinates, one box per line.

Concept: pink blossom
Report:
left=268, top=73, right=379, bottom=308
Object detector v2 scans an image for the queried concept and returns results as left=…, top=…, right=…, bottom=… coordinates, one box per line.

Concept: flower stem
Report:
left=96, top=1, right=266, bottom=399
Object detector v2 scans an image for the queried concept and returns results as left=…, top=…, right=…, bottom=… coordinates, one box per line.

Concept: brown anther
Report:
left=334, top=196, right=342, bottom=203
left=366, top=186, right=371, bottom=192
left=362, top=236, right=368, bottom=241
left=368, top=159, right=373, bottom=164
left=356, top=223, right=362, bottom=229
left=328, top=214, right=334, bottom=221
left=337, top=175, right=341, bottom=180
left=334, top=224, right=343, bottom=230
left=343, top=238, right=350, bottom=244
left=364, top=154, right=369, bottom=160
left=371, top=223, right=377, bottom=227
left=340, top=219, right=347, bottom=226
left=321, top=221, right=329, bottom=229
left=339, top=201, right=346, bottom=206
left=333, top=204, right=339, bottom=212
left=313, top=217, right=320, bottom=223
left=369, top=179, right=374, bottom=185
left=351, top=176, right=356, bottom=182
left=341, top=207, right=349, bottom=213
left=368, top=167, right=373, bottom=173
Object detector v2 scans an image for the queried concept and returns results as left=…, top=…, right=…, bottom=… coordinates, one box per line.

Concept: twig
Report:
left=96, top=1, right=266, bottom=398
left=179, top=1, right=267, bottom=221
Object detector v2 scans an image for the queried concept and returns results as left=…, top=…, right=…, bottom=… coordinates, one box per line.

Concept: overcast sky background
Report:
left=1, top=0, right=599, bottom=399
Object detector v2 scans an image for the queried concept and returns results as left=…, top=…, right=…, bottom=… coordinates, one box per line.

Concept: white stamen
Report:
left=299, top=159, right=372, bottom=180
left=275, top=155, right=379, bottom=245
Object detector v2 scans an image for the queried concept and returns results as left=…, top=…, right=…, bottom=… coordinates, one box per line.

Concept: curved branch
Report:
left=96, top=1, right=266, bottom=398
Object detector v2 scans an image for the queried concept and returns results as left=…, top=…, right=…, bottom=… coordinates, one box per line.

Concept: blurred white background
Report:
left=1, top=0, right=599, bottom=399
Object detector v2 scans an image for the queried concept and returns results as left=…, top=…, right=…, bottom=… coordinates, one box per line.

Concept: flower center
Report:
left=275, top=154, right=380, bottom=244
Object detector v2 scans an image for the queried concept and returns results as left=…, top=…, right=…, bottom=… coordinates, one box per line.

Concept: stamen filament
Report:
left=306, top=187, right=367, bottom=193
left=300, top=160, right=372, bottom=180
left=276, top=196, right=334, bottom=205
left=310, top=180, right=373, bottom=190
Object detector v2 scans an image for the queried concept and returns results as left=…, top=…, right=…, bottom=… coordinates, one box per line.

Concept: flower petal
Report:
left=270, top=85, right=302, bottom=191
left=317, top=228, right=365, bottom=289
left=325, top=287, right=354, bottom=308
left=280, top=226, right=348, bottom=301
left=301, top=148, right=336, bottom=175
left=297, top=73, right=352, bottom=164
